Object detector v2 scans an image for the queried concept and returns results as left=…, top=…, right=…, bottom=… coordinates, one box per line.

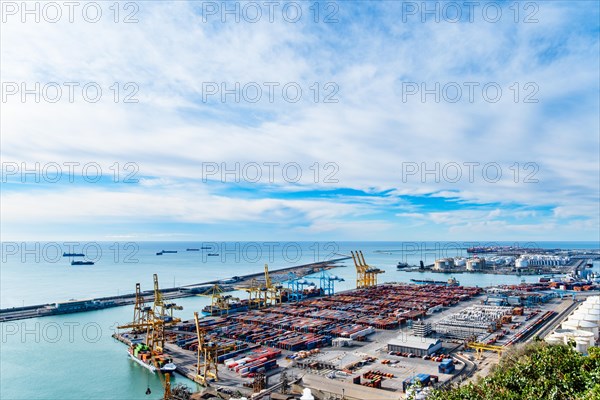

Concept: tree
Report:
left=430, top=343, right=599, bottom=400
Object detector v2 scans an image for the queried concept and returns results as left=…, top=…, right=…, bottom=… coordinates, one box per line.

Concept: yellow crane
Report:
left=467, top=342, right=505, bottom=359
left=148, top=274, right=183, bottom=352
left=194, top=311, right=219, bottom=386
left=264, top=264, right=284, bottom=306
left=237, top=278, right=264, bottom=309
left=351, top=250, right=384, bottom=288
left=203, top=284, right=240, bottom=315
left=118, top=282, right=155, bottom=335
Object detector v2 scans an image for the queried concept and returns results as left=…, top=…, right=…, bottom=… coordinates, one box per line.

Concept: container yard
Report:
left=112, top=274, right=599, bottom=399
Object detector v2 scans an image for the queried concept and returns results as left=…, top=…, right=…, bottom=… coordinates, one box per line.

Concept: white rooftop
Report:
left=388, top=334, right=441, bottom=350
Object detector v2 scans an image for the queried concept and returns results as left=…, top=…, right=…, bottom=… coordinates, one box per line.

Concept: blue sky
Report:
left=1, top=1, right=599, bottom=241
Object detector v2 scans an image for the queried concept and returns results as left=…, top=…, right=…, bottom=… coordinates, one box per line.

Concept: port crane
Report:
left=149, top=274, right=183, bottom=352
left=117, top=282, right=155, bottom=335
left=307, top=267, right=345, bottom=296
left=203, top=284, right=240, bottom=315
left=263, top=264, right=285, bottom=306
left=237, top=278, right=265, bottom=309
left=466, top=342, right=505, bottom=359
left=193, top=311, right=220, bottom=386
left=351, top=251, right=384, bottom=289
left=118, top=281, right=190, bottom=400
left=284, top=272, right=316, bottom=302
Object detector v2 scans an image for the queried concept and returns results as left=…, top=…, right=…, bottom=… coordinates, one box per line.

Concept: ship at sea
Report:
left=397, top=261, right=409, bottom=269
left=411, top=277, right=460, bottom=286
left=128, top=343, right=176, bottom=373
left=63, top=252, right=85, bottom=257
left=156, top=250, right=178, bottom=255
left=71, top=260, right=94, bottom=265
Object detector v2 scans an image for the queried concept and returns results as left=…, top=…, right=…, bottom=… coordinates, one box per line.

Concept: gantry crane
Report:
left=351, top=251, right=384, bottom=289
left=285, top=272, right=316, bottom=302
left=308, top=268, right=345, bottom=296
left=194, top=311, right=219, bottom=386
left=148, top=274, right=183, bottom=352
left=237, top=278, right=264, bottom=309
left=203, top=284, right=240, bottom=315
left=467, top=342, right=505, bottom=359
left=263, top=264, right=284, bottom=306
left=118, top=282, right=155, bottom=336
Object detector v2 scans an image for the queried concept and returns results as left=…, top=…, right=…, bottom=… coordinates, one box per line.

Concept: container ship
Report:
left=202, top=300, right=250, bottom=316
left=411, top=277, right=460, bottom=286
left=128, top=343, right=176, bottom=373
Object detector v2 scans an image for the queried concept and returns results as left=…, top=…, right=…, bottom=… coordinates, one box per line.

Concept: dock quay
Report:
left=111, top=280, right=597, bottom=399
left=0, top=257, right=349, bottom=322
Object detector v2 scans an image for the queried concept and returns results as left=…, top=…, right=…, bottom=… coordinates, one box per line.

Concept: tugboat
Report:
left=128, top=343, right=176, bottom=373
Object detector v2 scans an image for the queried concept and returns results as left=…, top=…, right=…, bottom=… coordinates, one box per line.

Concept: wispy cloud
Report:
left=1, top=1, right=598, bottom=241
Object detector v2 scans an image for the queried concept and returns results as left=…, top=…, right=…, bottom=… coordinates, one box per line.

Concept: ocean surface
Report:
left=1, top=241, right=598, bottom=399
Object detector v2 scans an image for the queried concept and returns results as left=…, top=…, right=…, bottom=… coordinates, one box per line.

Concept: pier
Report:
left=0, top=257, right=350, bottom=322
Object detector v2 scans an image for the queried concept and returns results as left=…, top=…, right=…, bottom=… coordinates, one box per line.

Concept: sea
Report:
left=1, top=241, right=598, bottom=399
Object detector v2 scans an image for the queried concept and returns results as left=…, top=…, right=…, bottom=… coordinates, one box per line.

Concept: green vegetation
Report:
left=430, top=342, right=600, bottom=400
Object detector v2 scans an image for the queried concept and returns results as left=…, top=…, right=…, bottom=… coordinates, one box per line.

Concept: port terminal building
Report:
left=387, top=334, right=442, bottom=356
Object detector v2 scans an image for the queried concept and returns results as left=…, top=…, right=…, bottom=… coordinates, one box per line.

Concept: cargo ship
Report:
left=186, top=248, right=200, bottom=251
left=128, top=343, right=176, bottom=373
left=71, top=260, right=94, bottom=265
left=202, top=300, right=250, bottom=316
left=63, top=252, right=85, bottom=257
left=411, top=277, right=460, bottom=286
left=157, top=250, right=177, bottom=255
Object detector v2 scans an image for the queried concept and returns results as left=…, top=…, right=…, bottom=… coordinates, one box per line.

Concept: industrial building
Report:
left=411, top=320, right=432, bottom=337
left=434, top=258, right=455, bottom=271
left=434, top=305, right=513, bottom=339
left=387, top=334, right=442, bottom=356
left=466, top=258, right=486, bottom=271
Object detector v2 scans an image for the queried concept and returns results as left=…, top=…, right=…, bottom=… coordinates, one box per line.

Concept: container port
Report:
left=112, top=264, right=599, bottom=399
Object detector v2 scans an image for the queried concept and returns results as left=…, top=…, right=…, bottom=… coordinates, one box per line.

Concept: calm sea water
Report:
left=1, top=241, right=598, bottom=399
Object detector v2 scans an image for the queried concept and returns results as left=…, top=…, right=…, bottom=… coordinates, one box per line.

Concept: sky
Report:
left=1, top=1, right=599, bottom=241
